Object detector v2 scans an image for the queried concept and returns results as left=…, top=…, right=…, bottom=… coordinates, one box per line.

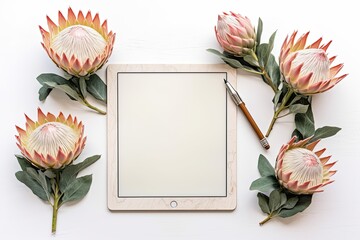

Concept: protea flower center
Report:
left=51, top=25, right=107, bottom=63
left=288, top=48, right=331, bottom=85
left=27, top=122, right=79, bottom=157
left=281, top=148, right=323, bottom=188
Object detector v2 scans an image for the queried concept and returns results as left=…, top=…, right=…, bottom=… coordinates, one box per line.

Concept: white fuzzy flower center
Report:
left=27, top=122, right=78, bottom=157
left=51, top=25, right=106, bottom=63
left=289, top=48, right=330, bottom=85
left=282, top=148, right=323, bottom=187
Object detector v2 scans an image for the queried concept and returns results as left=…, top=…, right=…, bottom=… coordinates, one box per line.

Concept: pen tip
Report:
left=224, top=79, right=228, bottom=83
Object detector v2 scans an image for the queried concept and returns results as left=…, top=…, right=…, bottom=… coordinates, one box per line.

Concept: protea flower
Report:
left=280, top=31, right=347, bottom=95
left=215, top=12, right=256, bottom=56
left=39, top=7, right=115, bottom=77
left=15, top=108, right=86, bottom=169
left=275, top=136, right=336, bottom=194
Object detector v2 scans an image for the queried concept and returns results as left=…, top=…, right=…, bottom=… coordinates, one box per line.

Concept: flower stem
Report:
left=265, top=88, right=294, bottom=137
left=249, top=50, right=277, bottom=93
left=52, top=173, right=60, bottom=234
left=82, top=98, right=106, bottom=115
left=259, top=214, right=273, bottom=226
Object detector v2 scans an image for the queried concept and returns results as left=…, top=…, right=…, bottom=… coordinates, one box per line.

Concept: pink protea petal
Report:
left=57, top=112, right=66, bottom=122
left=56, top=148, right=67, bottom=163
left=287, top=181, right=299, bottom=191
left=72, top=59, right=82, bottom=73
left=320, top=156, right=331, bottom=164
left=321, top=180, right=334, bottom=187
left=66, top=115, right=74, bottom=126
left=101, top=20, right=108, bottom=34
left=58, top=11, right=67, bottom=28
left=85, top=11, right=92, bottom=23
left=306, top=139, right=321, bottom=151
left=314, top=148, right=326, bottom=157
left=330, top=64, right=344, bottom=78
left=45, top=154, right=56, bottom=166
left=46, top=112, right=56, bottom=122
left=324, top=161, right=337, bottom=171
left=298, top=181, right=311, bottom=190
left=289, top=62, right=303, bottom=80
left=67, top=7, right=77, bottom=24
left=320, top=40, right=332, bottom=52
left=282, top=172, right=292, bottom=182
left=329, top=56, right=336, bottom=64
left=93, top=13, right=101, bottom=30
left=37, top=108, right=47, bottom=124
left=60, top=54, right=70, bottom=70
left=46, top=16, right=58, bottom=32
left=77, top=10, right=85, bottom=24
left=292, top=32, right=309, bottom=51
left=296, top=72, right=313, bottom=90
left=308, top=37, right=322, bottom=49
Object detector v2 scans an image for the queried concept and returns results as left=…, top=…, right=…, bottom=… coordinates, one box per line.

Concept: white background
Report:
left=1, top=0, right=359, bottom=239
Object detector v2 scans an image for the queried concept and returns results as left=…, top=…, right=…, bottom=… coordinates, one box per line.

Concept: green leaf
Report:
left=277, top=194, right=312, bottom=218
left=15, top=171, right=49, bottom=202
left=61, top=175, right=93, bottom=204
left=258, top=154, right=275, bottom=177
left=79, top=77, right=87, bottom=98
left=273, top=90, right=282, bottom=108
left=289, top=104, right=309, bottom=114
left=87, top=74, right=107, bottom=103
left=289, top=95, right=303, bottom=105
left=257, top=192, right=270, bottom=214
left=262, top=31, right=276, bottom=68
left=291, top=129, right=304, bottom=141
left=269, top=189, right=282, bottom=212
left=15, top=155, right=34, bottom=171
left=266, top=54, right=280, bottom=88
left=26, top=168, right=51, bottom=201
left=281, top=196, right=299, bottom=210
left=37, top=73, right=68, bottom=86
left=43, top=82, right=84, bottom=103
left=243, top=55, right=259, bottom=67
left=280, top=192, right=287, bottom=207
left=256, top=43, right=268, bottom=67
left=38, top=86, right=52, bottom=101
left=59, top=155, right=101, bottom=193
left=256, top=18, right=263, bottom=47
left=310, top=126, right=341, bottom=143
left=295, top=104, right=315, bottom=139
left=206, top=48, right=244, bottom=68
left=250, top=176, right=279, bottom=192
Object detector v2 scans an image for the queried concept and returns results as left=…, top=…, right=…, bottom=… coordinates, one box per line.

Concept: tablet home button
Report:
left=170, top=201, right=178, bottom=208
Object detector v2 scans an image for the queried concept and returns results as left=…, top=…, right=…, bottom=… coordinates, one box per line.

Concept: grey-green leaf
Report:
left=87, top=74, right=107, bottom=103
left=257, top=192, right=270, bottom=214
left=38, top=86, right=52, bottom=101
left=264, top=31, right=277, bottom=67
left=15, top=171, right=49, bottom=202
left=256, top=18, right=263, bottom=47
left=59, top=155, right=101, bottom=193
left=243, top=55, right=259, bottom=67
left=250, top=176, right=279, bottom=192
left=266, top=54, right=280, bottom=88
left=310, top=126, right=341, bottom=143
left=256, top=43, right=268, bottom=67
left=282, top=197, right=299, bottom=210
left=295, top=104, right=315, bottom=138
left=289, top=104, right=309, bottom=114
left=26, top=168, right=51, bottom=201
left=61, top=175, right=93, bottom=204
left=258, top=154, right=275, bottom=177
left=15, top=155, right=34, bottom=171
left=79, top=77, right=87, bottom=98
left=278, top=194, right=312, bottom=218
left=43, top=82, right=83, bottom=103
left=37, top=73, right=68, bottom=86
left=269, top=189, right=282, bottom=212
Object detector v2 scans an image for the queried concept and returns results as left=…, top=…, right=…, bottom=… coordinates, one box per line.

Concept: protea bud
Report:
left=275, top=136, right=336, bottom=194
left=280, top=31, right=347, bottom=95
left=15, top=108, right=86, bottom=169
left=215, top=12, right=256, bottom=56
left=39, top=7, right=115, bottom=77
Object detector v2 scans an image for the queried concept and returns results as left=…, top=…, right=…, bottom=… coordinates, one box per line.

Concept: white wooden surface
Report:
left=1, top=0, right=359, bottom=239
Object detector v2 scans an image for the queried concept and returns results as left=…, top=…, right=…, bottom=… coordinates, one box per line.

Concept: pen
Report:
left=224, top=79, right=270, bottom=150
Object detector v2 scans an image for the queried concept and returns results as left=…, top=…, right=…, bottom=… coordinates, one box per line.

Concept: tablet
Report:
left=107, top=64, right=237, bottom=210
